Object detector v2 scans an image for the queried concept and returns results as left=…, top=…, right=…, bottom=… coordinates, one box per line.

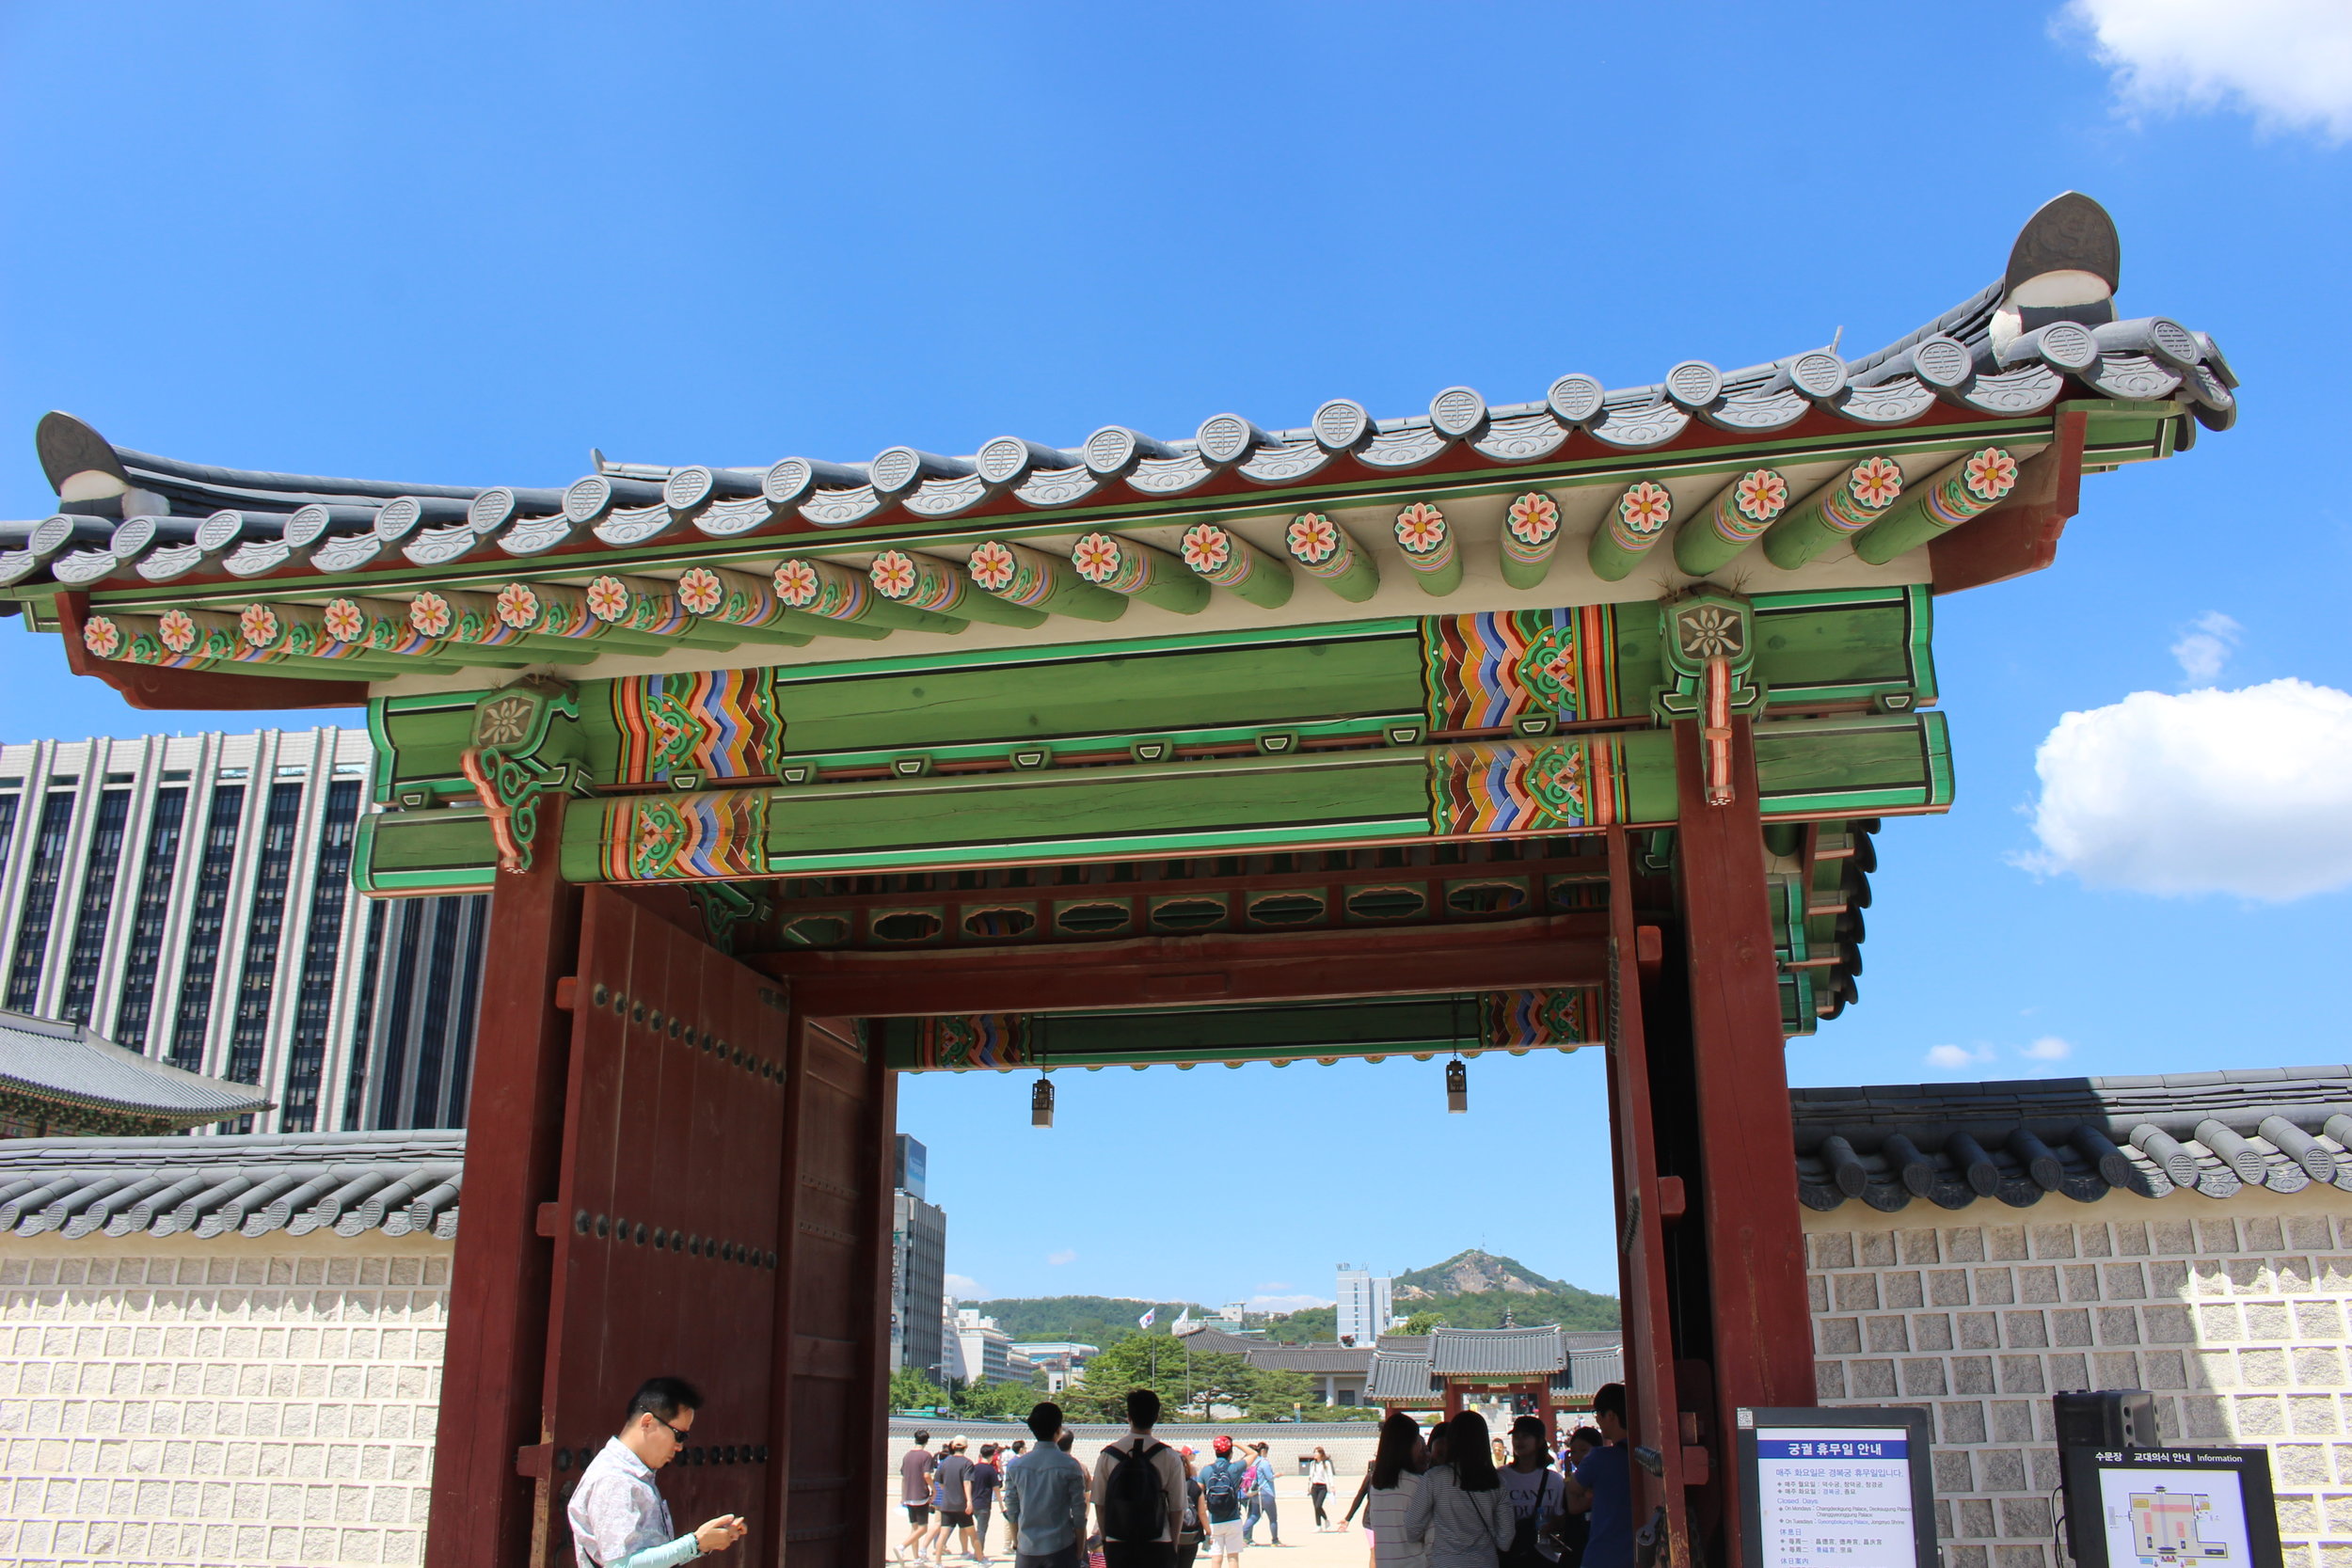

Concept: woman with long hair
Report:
left=1347, top=1411, right=1429, bottom=1568
left=1402, top=1411, right=1511, bottom=1568
left=1309, top=1447, right=1336, bottom=1530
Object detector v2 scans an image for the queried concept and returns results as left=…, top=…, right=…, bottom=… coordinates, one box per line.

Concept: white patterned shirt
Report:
left=568, top=1437, right=698, bottom=1568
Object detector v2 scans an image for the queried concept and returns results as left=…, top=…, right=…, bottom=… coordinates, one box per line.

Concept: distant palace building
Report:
left=0, top=727, right=486, bottom=1133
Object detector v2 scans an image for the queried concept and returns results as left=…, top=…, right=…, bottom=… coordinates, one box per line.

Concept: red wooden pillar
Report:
left=428, top=798, right=582, bottom=1568
left=1671, top=718, right=1814, bottom=1564
left=1603, top=828, right=1692, bottom=1568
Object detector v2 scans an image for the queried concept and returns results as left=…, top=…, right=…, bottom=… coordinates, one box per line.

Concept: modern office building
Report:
left=1336, top=1265, right=1396, bottom=1347
left=0, top=728, right=487, bottom=1134
left=890, top=1133, right=948, bottom=1380
left=951, top=1307, right=1018, bottom=1386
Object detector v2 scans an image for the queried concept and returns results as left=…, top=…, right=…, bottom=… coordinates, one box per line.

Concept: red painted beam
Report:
left=1928, top=409, right=2087, bottom=594
left=54, top=591, right=370, bottom=710
left=750, top=914, right=1609, bottom=1015
left=1671, top=720, right=1813, bottom=1568
left=427, top=802, right=581, bottom=1568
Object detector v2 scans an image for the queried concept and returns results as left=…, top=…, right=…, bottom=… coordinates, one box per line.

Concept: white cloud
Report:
left=1046, top=1248, right=1077, bottom=1266
left=2020, top=679, right=2352, bottom=899
left=1925, top=1044, right=1994, bottom=1071
left=1248, top=1293, right=1335, bottom=1314
left=2170, top=612, right=2242, bottom=684
left=2021, top=1037, right=2075, bottom=1062
left=2063, top=0, right=2352, bottom=140
left=946, top=1274, right=985, bottom=1300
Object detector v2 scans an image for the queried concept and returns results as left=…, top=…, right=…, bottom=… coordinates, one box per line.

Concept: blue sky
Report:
left=3, top=3, right=2347, bottom=1308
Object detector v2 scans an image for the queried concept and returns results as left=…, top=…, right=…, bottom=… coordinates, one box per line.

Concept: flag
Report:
left=1173, top=1307, right=1194, bottom=1336
left=1137, top=1307, right=1157, bottom=1331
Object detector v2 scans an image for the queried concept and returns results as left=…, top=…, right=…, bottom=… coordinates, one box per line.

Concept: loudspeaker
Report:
left=2053, top=1389, right=2160, bottom=1450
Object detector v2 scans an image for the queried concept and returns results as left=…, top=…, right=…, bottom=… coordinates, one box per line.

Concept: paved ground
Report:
left=881, top=1478, right=1373, bottom=1568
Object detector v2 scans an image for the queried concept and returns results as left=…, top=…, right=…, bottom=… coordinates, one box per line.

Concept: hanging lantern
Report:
left=1445, top=1057, right=1468, bottom=1114
left=1031, top=1073, right=1056, bottom=1128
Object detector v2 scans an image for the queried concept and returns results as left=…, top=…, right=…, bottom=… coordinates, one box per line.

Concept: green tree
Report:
left=1402, top=1310, right=1444, bottom=1335
left=892, top=1366, right=948, bottom=1413
left=952, top=1377, right=1045, bottom=1421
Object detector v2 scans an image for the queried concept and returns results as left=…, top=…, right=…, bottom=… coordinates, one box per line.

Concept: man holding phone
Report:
left=568, top=1375, right=749, bottom=1567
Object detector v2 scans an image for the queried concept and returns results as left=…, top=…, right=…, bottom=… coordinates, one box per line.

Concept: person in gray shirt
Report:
left=1002, top=1402, right=1091, bottom=1568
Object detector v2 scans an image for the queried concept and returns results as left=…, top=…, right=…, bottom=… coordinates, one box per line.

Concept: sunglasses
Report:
left=653, top=1416, right=692, bottom=1445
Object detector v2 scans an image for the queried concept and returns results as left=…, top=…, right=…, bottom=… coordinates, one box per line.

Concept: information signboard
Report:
left=1736, top=1406, right=1935, bottom=1568
left=2058, top=1447, right=2281, bottom=1568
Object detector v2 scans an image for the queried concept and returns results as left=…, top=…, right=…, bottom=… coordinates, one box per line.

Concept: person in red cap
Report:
left=1199, top=1437, right=1249, bottom=1568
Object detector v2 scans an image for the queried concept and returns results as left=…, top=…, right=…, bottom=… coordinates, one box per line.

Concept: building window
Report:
left=276, top=780, right=362, bottom=1132
left=407, top=902, right=465, bottom=1126
left=340, top=897, right=389, bottom=1131
left=224, top=784, right=305, bottom=1089
left=371, top=900, right=425, bottom=1129
left=110, top=787, right=187, bottom=1052
left=437, top=897, right=486, bottom=1127
left=167, top=785, right=246, bottom=1070
left=56, top=791, right=132, bottom=1025
left=4, top=792, right=80, bottom=1012
left=0, top=794, right=19, bottom=861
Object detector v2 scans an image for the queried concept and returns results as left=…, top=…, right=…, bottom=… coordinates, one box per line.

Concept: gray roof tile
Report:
left=0, top=1130, right=466, bottom=1240
left=8, top=195, right=2232, bottom=594
left=1790, top=1066, right=2352, bottom=1212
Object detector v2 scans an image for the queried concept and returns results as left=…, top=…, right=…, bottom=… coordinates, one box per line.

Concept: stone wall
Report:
left=11, top=1191, right=2352, bottom=1568
left=1804, top=1186, right=2352, bottom=1568
left=0, top=1232, right=450, bottom=1568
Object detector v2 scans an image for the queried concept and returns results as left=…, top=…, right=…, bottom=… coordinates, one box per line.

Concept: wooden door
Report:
left=536, top=888, right=791, bottom=1565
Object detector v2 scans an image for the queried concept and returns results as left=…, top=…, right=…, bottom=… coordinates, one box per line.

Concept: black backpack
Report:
left=1101, top=1440, right=1169, bottom=1543
left=1202, top=1460, right=1243, bottom=1522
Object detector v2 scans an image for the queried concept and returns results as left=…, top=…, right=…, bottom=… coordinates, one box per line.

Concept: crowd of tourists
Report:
left=894, top=1383, right=1632, bottom=1568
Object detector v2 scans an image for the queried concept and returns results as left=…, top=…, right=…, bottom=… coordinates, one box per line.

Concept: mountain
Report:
left=1259, top=1251, right=1615, bottom=1342
left=1392, top=1249, right=1566, bottom=1300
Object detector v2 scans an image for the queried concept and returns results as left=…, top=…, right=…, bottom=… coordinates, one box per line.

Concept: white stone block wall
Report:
left=1804, top=1187, right=2352, bottom=1568
left=0, top=1232, right=451, bottom=1568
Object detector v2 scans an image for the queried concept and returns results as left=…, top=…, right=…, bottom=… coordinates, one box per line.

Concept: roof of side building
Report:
left=0, top=1007, right=273, bottom=1128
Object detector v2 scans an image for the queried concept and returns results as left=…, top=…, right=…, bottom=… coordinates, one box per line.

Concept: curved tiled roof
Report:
left=1791, top=1067, right=2352, bottom=1212
left=0, top=1007, right=271, bottom=1127
left=1427, top=1324, right=1567, bottom=1376
left=1365, top=1350, right=1442, bottom=1402
left=0, top=1129, right=466, bottom=1240
left=1, top=193, right=2236, bottom=597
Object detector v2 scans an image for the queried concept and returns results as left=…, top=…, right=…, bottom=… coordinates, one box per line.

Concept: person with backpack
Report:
left=1403, top=1411, right=1511, bottom=1568
left=1199, top=1434, right=1251, bottom=1568
left=1091, top=1388, right=1189, bottom=1568
left=1497, top=1417, right=1565, bottom=1568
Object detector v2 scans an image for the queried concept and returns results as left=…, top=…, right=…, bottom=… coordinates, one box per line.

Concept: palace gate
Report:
left=6, top=193, right=2233, bottom=1568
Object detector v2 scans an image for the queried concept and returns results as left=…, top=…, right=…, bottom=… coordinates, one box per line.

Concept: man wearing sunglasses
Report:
left=568, top=1375, right=750, bottom=1567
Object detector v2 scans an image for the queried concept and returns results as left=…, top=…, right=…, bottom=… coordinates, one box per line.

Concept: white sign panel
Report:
left=1755, top=1425, right=1916, bottom=1568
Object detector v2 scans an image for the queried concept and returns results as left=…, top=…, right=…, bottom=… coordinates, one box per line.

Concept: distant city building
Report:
left=890, top=1135, right=947, bottom=1380
left=1215, top=1302, right=1247, bottom=1325
left=1009, top=1341, right=1097, bottom=1394
left=952, top=1307, right=1019, bottom=1385
left=1336, top=1264, right=1395, bottom=1346
left=0, top=729, right=486, bottom=1134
